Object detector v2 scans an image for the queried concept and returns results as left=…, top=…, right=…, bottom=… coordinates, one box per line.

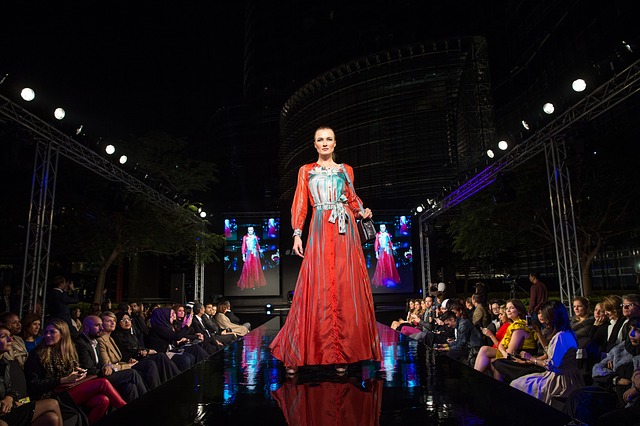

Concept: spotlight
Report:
left=572, top=79, right=586, bottom=92
left=105, top=145, right=116, bottom=155
left=265, top=303, right=272, bottom=314
left=622, top=40, right=633, bottom=53
left=416, top=204, right=424, bottom=213
left=21, top=88, right=35, bottom=101
left=76, top=125, right=83, bottom=135
left=486, top=149, right=495, bottom=158
left=543, top=103, right=555, bottom=114
left=119, top=155, right=127, bottom=164
left=521, top=120, right=530, bottom=130
left=498, top=140, right=508, bottom=151
left=54, top=107, right=65, bottom=120
left=199, top=211, right=207, bottom=218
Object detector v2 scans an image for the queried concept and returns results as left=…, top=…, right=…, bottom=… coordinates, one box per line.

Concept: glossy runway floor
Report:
left=97, top=317, right=575, bottom=425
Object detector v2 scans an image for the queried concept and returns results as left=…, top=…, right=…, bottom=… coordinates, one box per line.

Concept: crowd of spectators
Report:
left=392, top=276, right=640, bottom=424
left=0, top=277, right=252, bottom=425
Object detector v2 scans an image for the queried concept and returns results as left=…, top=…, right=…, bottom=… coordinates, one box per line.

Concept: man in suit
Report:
left=75, top=315, right=148, bottom=402
left=203, top=303, right=237, bottom=345
left=191, top=302, right=225, bottom=351
left=46, top=276, right=79, bottom=334
left=129, top=302, right=148, bottom=346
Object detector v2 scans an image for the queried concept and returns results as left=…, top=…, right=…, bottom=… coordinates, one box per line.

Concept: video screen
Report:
left=223, top=215, right=280, bottom=297
left=363, top=213, right=413, bottom=294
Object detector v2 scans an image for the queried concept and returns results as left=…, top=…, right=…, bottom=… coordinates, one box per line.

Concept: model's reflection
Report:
left=272, top=378, right=383, bottom=426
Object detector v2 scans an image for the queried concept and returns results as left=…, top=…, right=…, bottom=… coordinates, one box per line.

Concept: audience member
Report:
left=20, top=313, right=43, bottom=354
left=528, top=272, right=548, bottom=315
left=203, top=303, right=237, bottom=345
left=219, top=300, right=251, bottom=331
left=434, top=304, right=483, bottom=364
left=0, top=312, right=28, bottom=368
left=0, top=324, right=64, bottom=426
left=24, top=319, right=126, bottom=424
left=471, top=294, right=490, bottom=329
left=0, top=285, right=18, bottom=315
left=216, top=302, right=249, bottom=336
left=46, top=276, right=79, bottom=334
left=128, top=302, right=148, bottom=347
left=70, top=307, right=83, bottom=334
left=75, top=316, right=148, bottom=403
left=601, top=295, right=625, bottom=353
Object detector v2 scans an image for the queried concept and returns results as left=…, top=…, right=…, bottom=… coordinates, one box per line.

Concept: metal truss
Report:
left=419, top=57, right=640, bottom=295
left=0, top=94, right=194, bottom=315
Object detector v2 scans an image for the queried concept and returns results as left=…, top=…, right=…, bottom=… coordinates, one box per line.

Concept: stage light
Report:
left=416, top=204, right=424, bottom=213
left=105, top=145, right=115, bottom=155
left=76, top=125, right=83, bottom=135
left=572, top=79, right=586, bottom=92
left=21, top=88, right=35, bottom=101
left=119, top=155, right=127, bottom=164
left=543, top=103, right=555, bottom=115
left=54, top=108, right=65, bottom=120
left=199, top=211, right=207, bottom=218
left=498, top=140, right=508, bottom=151
left=622, top=40, right=633, bottom=53
left=486, top=149, right=495, bottom=158
left=521, top=120, right=530, bottom=130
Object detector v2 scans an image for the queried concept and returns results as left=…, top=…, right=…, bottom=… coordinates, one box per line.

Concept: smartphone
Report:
left=525, top=314, right=532, bottom=327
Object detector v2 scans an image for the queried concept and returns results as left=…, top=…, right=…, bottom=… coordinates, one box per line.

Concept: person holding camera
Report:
left=46, top=276, right=79, bottom=336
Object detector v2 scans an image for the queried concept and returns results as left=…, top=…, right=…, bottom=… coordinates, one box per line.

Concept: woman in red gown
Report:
left=269, top=126, right=381, bottom=374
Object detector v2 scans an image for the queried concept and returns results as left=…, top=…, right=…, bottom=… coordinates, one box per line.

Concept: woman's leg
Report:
left=171, top=352, right=195, bottom=371
left=31, top=399, right=63, bottom=426
left=473, top=346, right=496, bottom=372
left=67, top=377, right=127, bottom=423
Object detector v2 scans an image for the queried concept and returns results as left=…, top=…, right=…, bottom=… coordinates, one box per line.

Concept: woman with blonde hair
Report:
left=24, top=319, right=126, bottom=424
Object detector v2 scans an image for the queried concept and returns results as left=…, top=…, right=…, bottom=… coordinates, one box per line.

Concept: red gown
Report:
left=269, top=163, right=381, bottom=367
left=371, top=231, right=401, bottom=287
left=237, top=234, right=267, bottom=289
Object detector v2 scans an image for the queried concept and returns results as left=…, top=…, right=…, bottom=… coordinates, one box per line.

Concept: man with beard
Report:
left=75, top=315, right=148, bottom=402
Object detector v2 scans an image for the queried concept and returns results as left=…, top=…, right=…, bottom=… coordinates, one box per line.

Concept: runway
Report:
left=97, top=316, right=575, bottom=425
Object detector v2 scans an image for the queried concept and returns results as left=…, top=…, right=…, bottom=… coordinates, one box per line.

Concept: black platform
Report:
left=97, top=317, right=575, bottom=425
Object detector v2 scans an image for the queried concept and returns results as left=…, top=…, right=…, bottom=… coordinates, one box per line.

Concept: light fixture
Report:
left=521, top=120, right=530, bottom=130
left=622, top=40, right=633, bottom=53
left=571, top=79, right=586, bottom=92
left=543, top=103, right=555, bottom=115
left=105, top=145, right=115, bottom=155
left=199, top=211, right=207, bottom=218
left=486, top=149, right=495, bottom=159
left=54, top=108, right=65, bottom=120
left=416, top=204, right=424, bottom=213
left=21, top=88, right=35, bottom=101
left=76, top=125, right=83, bottom=135
left=265, top=303, right=272, bottom=314
left=119, top=155, right=127, bottom=164
left=498, top=140, right=508, bottom=151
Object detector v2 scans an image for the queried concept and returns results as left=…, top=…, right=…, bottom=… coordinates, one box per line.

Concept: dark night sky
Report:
left=1, top=2, right=245, bottom=140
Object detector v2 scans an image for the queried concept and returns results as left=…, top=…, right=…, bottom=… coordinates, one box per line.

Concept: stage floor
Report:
left=97, top=317, right=575, bottom=425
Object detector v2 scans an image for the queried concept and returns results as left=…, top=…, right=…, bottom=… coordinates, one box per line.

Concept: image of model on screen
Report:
left=237, top=227, right=267, bottom=289
left=371, top=224, right=401, bottom=287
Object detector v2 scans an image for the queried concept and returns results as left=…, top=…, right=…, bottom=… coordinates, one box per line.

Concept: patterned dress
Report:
left=237, top=233, right=267, bottom=289
left=269, top=163, right=381, bottom=367
left=371, top=231, right=401, bottom=287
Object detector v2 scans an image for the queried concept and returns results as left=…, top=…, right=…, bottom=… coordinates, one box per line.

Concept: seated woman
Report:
left=0, top=325, right=63, bottom=426
left=601, top=295, right=625, bottom=354
left=24, top=319, right=126, bottom=425
left=97, top=311, right=162, bottom=390
left=474, top=298, right=536, bottom=378
left=146, top=308, right=209, bottom=372
left=492, top=304, right=511, bottom=348
left=510, top=301, right=584, bottom=404
left=390, top=299, right=416, bottom=330
left=20, top=313, right=43, bottom=354
left=111, top=312, right=179, bottom=384
left=571, top=296, right=595, bottom=370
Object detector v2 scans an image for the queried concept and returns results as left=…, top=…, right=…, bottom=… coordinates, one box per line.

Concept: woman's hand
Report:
left=623, top=386, right=639, bottom=403
left=0, top=395, right=14, bottom=414
left=183, top=313, right=193, bottom=327
left=61, top=369, right=86, bottom=384
left=617, top=378, right=631, bottom=386
left=361, top=208, right=373, bottom=219
left=292, top=235, right=304, bottom=258
left=481, top=327, right=494, bottom=338
left=594, top=316, right=607, bottom=326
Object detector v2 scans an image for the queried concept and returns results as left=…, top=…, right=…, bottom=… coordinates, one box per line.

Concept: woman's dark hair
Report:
left=506, top=298, right=527, bottom=320
left=541, top=301, right=572, bottom=334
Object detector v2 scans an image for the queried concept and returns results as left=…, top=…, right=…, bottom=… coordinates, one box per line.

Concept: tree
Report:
left=52, top=132, right=224, bottom=303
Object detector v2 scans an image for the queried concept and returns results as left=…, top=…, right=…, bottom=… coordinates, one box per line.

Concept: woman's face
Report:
left=314, top=128, right=336, bottom=158
left=505, top=302, right=520, bottom=321
left=409, top=301, right=414, bottom=310
left=499, top=308, right=508, bottom=323
left=466, top=301, right=473, bottom=310
left=573, top=301, right=587, bottom=318
left=119, top=314, right=132, bottom=330
left=491, top=303, right=500, bottom=316
left=44, top=324, right=61, bottom=346
left=420, top=301, right=427, bottom=310
left=28, top=320, right=41, bottom=337
left=0, top=329, right=12, bottom=353
left=537, top=310, right=546, bottom=324
left=629, top=326, right=640, bottom=346
left=594, top=304, right=605, bottom=320
left=176, top=307, right=185, bottom=319
left=102, top=316, right=116, bottom=333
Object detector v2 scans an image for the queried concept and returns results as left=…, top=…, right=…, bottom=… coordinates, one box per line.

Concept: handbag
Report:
left=341, top=165, right=375, bottom=244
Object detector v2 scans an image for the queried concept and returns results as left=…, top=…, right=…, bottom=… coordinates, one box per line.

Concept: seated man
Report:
left=215, top=302, right=249, bottom=337
left=219, top=300, right=251, bottom=331
left=75, top=315, right=148, bottom=402
left=434, top=305, right=483, bottom=364
left=203, top=303, right=237, bottom=345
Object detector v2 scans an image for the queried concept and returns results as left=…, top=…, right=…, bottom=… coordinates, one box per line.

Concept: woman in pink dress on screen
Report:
left=237, top=227, right=267, bottom=289
left=371, top=224, right=401, bottom=287
left=269, top=126, right=381, bottom=375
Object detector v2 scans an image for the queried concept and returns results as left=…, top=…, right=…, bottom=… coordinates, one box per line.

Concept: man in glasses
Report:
left=620, top=294, right=640, bottom=338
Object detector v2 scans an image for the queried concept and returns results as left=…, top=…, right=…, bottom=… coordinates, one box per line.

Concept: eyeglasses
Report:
left=120, top=318, right=131, bottom=323
left=621, top=304, right=638, bottom=309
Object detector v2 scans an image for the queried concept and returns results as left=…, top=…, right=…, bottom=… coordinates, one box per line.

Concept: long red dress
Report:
left=237, top=233, right=267, bottom=289
left=269, top=163, right=381, bottom=367
left=371, top=231, right=401, bottom=287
